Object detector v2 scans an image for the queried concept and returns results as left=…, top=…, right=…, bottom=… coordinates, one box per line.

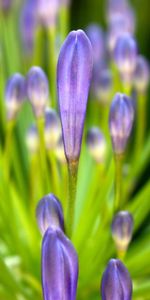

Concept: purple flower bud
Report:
left=5, top=73, right=26, bottom=120
left=133, top=55, right=150, bottom=93
left=55, top=136, right=66, bottom=164
left=20, top=0, right=37, bottom=54
left=107, top=0, right=135, bottom=29
left=26, top=124, right=39, bottom=154
left=86, top=127, right=106, bottom=163
left=37, top=0, right=60, bottom=28
left=101, top=259, right=132, bottom=300
left=86, top=24, right=105, bottom=65
left=109, top=93, right=134, bottom=154
left=42, top=227, right=78, bottom=300
left=26, top=66, right=49, bottom=118
left=36, top=193, right=64, bottom=235
left=44, top=108, right=61, bottom=150
left=107, top=13, right=135, bottom=54
left=57, top=30, right=93, bottom=163
left=94, top=69, right=113, bottom=103
left=111, top=211, right=133, bottom=252
left=114, top=34, right=137, bottom=80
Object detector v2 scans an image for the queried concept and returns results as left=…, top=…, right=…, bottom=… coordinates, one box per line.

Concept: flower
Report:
left=86, top=127, right=106, bottom=163
left=42, top=227, right=78, bottom=300
left=109, top=93, right=134, bottom=154
left=5, top=73, right=26, bottom=120
left=114, top=33, right=137, bottom=82
left=36, top=193, right=64, bottom=235
left=101, top=259, right=132, bottom=300
left=26, top=66, right=49, bottom=118
left=111, top=211, right=133, bottom=252
left=37, top=0, right=60, bottom=28
left=44, top=108, right=61, bottom=150
left=57, top=29, right=93, bottom=163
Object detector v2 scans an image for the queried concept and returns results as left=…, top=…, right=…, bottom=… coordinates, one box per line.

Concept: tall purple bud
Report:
left=5, top=73, right=26, bottom=121
left=111, top=211, right=133, bottom=252
left=26, top=66, right=49, bottom=118
left=109, top=93, right=134, bottom=154
left=101, top=259, right=132, bottom=300
left=114, top=34, right=137, bottom=83
left=133, top=55, right=150, bottom=94
left=42, top=227, right=78, bottom=300
left=36, top=193, right=64, bottom=235
left=57, top=30, right=93, bottom=164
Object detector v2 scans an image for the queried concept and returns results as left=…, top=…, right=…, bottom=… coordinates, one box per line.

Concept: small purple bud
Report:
left=107, top=13, right=135, bottom=54
left=44, top=108, right=61, bottom=150
left=86, top=24, right=105, bottom=65
left=26, top=124, right=39, bottom=154
left=37, top=0, right=60, bottom=28
left=42, top=227, right=78, bottom=300
left=109, top=93, right=134, bottom=154
left=55, top=136, right=66, bottom=164
left=111, top=211, right=133, bottom=252
left=86, top=127, right=106, bottom=163
left=101, top=259, right=132, bottom=300
left=26, top=66, right=49, bottom=118
left=57, top=30, right=93, bottom=163
left=20, top=0, right=37, bottom=54
left=94, top=69, right=113, bottom=103
left=114, top=34, right=137, bottom=80
left=36, top=193, right=64, bottom=235
left=133, top=55, right=150, bottom=93
left=1, top=0, right=12, bottom=13
left=5, top=73, right=26, bottom=121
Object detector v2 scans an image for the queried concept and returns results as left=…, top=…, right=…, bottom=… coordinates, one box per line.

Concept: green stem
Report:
left=48, top=27, right=56, bottom=107
left=59, top=6, right=69, bottom=41
left=33, top=26, right=43, bottom=66
left=3, top=120, right=15, bottom=182
left=135, top=92, right=146, bottom=159
left=36, top=118, right=50, bottom=193
left=114, top=153, right=124, bottom=212
left=67, top=160, right=78, bottom=237
left=48, top=151, right=60, bottom=196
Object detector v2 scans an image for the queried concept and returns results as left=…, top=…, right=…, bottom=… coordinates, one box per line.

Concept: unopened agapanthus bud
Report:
left=114, top=34, right=137, bottom=81
left=36, top=193, right=64, bottom=235
left=109, top=93, right=134, bottom=154
left=55, top=136, right=66, bottom=164
left=26, top=66, right=49, bottom=118
left=26, top=124, right=39, bottom=154
left=57, top=30, right=93, bottom=163
left=86, top=24, right=105, bottom=65
left=5, top=73, right=26, bottom=120
left=101, top=259, right=132, bottom=300
left=20, top=0, right=37, bottom=54
left=94, top=69, right=113, bottom=103
left=37, top=0, right=60, bottom=28
left=42, top=227, right=78, bottom=300
left=111, top=211, right=133, bottom=252
left=86, top=127, right=106, bottom=163
left=133, top=55, right=150, bottom=93
left=44, top=108, right=61, bottom=150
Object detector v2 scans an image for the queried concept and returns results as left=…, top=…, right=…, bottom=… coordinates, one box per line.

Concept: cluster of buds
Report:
left=36, top=194, right=78, bottom=300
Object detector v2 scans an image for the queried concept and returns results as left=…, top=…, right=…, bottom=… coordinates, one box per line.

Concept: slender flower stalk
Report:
left=109, top=93, right=134, bottom=211
left=42, top=227, right=78, bottom=300
left=57, top=29, right=93, bottom=235
left=101, top=259, right=132, bottom=300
